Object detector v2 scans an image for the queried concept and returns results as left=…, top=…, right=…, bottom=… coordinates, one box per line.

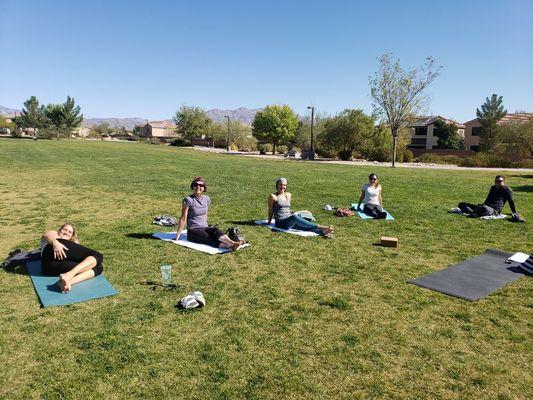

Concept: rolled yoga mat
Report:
left=408, top=248, right=528, bottom=301
left=26, top=260, right=118, bottom=307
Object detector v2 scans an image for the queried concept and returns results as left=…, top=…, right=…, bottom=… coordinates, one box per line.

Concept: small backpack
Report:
left=226, top=227, right=244, bottom=242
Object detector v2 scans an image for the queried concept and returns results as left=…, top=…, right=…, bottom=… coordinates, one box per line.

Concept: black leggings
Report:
left=458, top=202, right=496, bottom=217
left=187, top=226, right=225, bottom=248
left=41, top=239, right=103, bottom=276
left=363, top=204, right=387, bottom=219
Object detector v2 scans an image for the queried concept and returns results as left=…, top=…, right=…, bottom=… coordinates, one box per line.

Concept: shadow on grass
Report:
left=509, top=174, right=533, bottom=179
left=125, top=233, right=159, bottom=240
left=227, top=220, right=260, bottom=226
left=1, top=263, right=29, bottom=275
left=512, top=185, right=533, bottom=193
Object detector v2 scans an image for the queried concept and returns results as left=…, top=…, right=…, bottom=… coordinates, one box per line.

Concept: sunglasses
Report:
left=495, top=180, right=504, bottom=183
left=193, top=183, right=205, bottom=188
left=370, top=178, right=377, bottom=181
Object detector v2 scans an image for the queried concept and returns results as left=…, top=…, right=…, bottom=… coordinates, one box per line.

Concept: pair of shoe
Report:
left=176, top=291, right=205, bottom=309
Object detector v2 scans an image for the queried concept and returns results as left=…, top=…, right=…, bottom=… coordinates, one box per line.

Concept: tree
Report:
left=319, top=109, right=375, bottom=160
left=252, top=105, right=299, bottom=154
left=43, top=103, right=65, bottom=139
left=174, top=106, right=212, bottom=139
left=61, top=96, right=83, bottom=139
left=295, top=112, right=328, bottom=152
left=498, top=117, right=533, bottom=159
left=14, top=96, right=47, bottom=135
left=476, top=94, right=507, bottom=152
left=0, top=115, right=16, bottom=132
left=369, top=53, right=441, bottom=166
left=433, top=118, right=463, bottom=150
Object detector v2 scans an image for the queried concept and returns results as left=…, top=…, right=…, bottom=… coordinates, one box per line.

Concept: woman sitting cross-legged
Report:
left=176, top=176, right=244, bottom=251
left=356, top=173, right=387, bottom=219
left=267, top=177, right=333, bottom=236
left=41, top=223, right=104, bottom=293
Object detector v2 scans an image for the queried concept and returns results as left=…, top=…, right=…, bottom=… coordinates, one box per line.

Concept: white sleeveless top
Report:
left=361, top=183, right=381, bottom=205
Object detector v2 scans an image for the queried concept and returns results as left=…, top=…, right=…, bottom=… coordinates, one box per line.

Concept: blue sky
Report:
left=1, top=0, right=532, bottom=122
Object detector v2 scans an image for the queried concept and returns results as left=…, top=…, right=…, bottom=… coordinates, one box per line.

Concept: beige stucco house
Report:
left=463, top=113, right=533, bottom=151
left=140, top=120, right=178, bottom=140
left=407, top=116, right=465, bottom=149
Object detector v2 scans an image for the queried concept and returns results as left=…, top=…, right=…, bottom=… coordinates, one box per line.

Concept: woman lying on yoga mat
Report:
left=267, top=177, right=333, bottom=236
left=41, top=223, right=103, bottom=293
left=356, top=173, right=387, bottom=219
left=176, top=176, right=244, bottom=250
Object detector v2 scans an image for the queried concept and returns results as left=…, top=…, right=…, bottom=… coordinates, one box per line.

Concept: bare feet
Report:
left=58, top=274, right=72, bottom=293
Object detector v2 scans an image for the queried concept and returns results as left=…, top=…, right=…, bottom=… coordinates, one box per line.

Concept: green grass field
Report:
left=0, top=140, right=531, bottom=400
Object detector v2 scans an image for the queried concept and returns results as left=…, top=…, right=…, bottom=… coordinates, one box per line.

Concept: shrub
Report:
left=338, top=149, right=353, bottom=161
left=258, top=143, right=272, bottom=154
left=402, top=149, right=414, bottom=163
left=277, top=145, right=288, bottom=154
left=366, top=147, right=391, bottom=162
left=170, top=138, right=191, bottom=147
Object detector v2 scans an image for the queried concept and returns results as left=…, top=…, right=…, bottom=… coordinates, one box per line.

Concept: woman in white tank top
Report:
left=356, top=173, right=387, bottom=219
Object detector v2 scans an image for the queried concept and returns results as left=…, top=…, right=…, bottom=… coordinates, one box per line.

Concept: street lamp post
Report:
left=307, top=106, right=315, bottom=160
left=224, top=115, right=230, bottom=151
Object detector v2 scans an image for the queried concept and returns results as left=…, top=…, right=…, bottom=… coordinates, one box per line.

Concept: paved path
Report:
left=192, top=146, right=533, bottom=173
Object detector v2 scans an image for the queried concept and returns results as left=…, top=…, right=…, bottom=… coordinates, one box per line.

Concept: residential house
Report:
left=407, top=116, right=465, bottom=149
left=140, top=120, right=178, bottom=141
left=463, top=113, right=533, bottom=151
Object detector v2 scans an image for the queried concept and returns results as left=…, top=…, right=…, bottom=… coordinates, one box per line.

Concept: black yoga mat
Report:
left=408, top=249, right=528, bottom=301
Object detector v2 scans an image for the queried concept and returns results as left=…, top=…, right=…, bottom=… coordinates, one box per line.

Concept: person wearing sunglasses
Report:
left=356, top=173, right=387, bottom=219
left=176, top=176, right=243, bottom=250
left=457, top=175, right=520, bottom=218
left=267, top=177, right=334, bottom=236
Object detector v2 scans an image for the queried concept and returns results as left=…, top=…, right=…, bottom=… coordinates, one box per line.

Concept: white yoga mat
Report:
left=254, top=220, right=319, bottom=237
left=449, top=208, right=507, bottom=220
left=153, top=231, right=250, bottom=255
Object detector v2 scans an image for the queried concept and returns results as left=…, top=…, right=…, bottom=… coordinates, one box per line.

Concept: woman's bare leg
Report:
left=58, top=256, right=97, bottom=292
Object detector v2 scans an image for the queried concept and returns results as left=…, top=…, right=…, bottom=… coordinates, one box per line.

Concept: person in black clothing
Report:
left=457, top=175, right=520, bottom=218
left=41, top=223, right=104, bottom=293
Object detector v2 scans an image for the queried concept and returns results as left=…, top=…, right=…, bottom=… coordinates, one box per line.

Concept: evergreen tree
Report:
left=14, top=96, right=47, bottom=135
left=61, top=96, right=83, bottom=140
left=476, top=94, right=506, bottom=152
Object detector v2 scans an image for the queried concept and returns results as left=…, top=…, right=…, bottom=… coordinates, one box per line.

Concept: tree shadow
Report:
left=509, top=174, right=533, bottom=179
left=227, top=220, right=260, bottom=226
left=512, top=185, right=533, bottom=193
left=125, top=233, right=159, bottom=240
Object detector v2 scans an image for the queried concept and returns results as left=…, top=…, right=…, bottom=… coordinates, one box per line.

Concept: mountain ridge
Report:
left=0, top=105, right=261, bottom=129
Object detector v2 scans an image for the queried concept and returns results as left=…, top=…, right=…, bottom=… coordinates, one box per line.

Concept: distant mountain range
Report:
left=0, top=105, right=20, bottom=115
left=0, top=105, right=261, bottom=130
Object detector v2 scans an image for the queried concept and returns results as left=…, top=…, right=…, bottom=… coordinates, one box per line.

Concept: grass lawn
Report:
left=0, top=139, right=531, bottom=400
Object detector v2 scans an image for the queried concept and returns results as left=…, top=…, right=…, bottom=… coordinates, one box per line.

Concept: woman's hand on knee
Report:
left=52, top=240, right=69, bottom=260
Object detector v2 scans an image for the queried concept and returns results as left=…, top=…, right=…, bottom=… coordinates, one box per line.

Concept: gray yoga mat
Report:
left=408, top=249, right=528, bottom=301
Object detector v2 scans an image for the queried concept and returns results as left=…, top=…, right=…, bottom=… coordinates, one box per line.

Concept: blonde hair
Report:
left=59, top=223, right=79, bottom=243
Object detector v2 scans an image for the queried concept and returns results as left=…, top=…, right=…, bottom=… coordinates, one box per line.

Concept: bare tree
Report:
left=369, top=53, right=441, bottom=166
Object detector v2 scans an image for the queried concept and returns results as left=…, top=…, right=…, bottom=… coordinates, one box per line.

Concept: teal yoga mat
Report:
left=351, top=203, right=395, bottom=220
left=26, top=260, right=118, bottom=307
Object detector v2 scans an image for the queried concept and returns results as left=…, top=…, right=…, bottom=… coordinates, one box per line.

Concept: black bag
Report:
left=2, top=249, right=41, bottom=269
left=225, top=227, right=244, bottom=242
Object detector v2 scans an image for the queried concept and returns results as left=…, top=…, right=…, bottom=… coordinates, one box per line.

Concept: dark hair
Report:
left=368, top=173, right=379, bottom=187
left=495, top=175, right=505, bottom=181
left=190, top=176, right=207, bottom=192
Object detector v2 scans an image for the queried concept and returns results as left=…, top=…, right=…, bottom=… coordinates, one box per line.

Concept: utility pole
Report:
left=225, top=115, right=230, bottom=151
left=307, top=106, right=315, bottom=160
